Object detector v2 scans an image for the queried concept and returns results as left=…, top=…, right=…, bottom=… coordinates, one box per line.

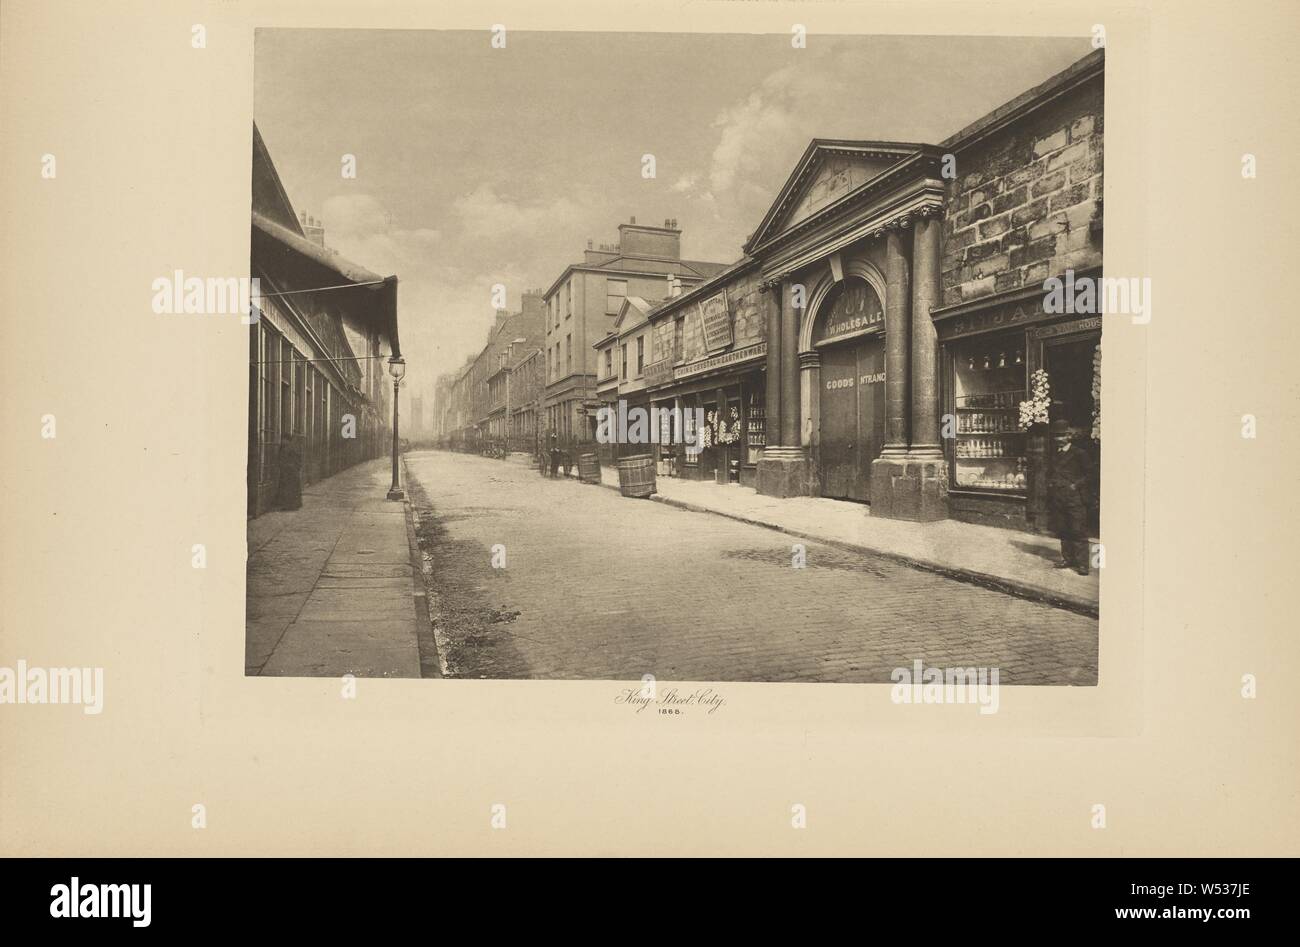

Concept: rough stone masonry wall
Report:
left=942, top=77, right=1104, bottom=307
left=653, top=267, right=765, bottom=366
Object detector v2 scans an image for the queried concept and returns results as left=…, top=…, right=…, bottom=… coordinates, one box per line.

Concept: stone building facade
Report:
left=932, top=49, right=1103, bottom=530
left=601, top=48, right=1103, bottom=532
left=539, top=219, right=730, bottom=444
left=434, top=291, right=544, bottom=449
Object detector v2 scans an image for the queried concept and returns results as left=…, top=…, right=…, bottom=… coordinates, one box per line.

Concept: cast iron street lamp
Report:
left=386, top=355, right=406, bottom=500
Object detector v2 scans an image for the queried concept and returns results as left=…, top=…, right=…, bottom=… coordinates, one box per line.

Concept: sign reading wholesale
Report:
left=697, top=289, right=732, bottom=353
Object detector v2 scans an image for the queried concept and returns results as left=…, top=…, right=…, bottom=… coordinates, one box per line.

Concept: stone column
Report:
left=763, top=283, right=781, bottom=446
left=870, top=212, right=948, bottom=522
left=780, top=281, right=801, bottom=447
left=909, top=211, right=943, bottom=457
left=881, top=224, right=911, bottom=455
left=756, top=278, right=811, bottom=497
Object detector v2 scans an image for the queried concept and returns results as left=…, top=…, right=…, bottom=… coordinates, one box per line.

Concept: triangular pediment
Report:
left=745, top=140, right=929, bottom=251
left=612, top=295, right=659, bottom=334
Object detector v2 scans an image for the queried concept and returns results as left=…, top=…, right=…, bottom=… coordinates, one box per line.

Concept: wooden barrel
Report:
left=578, top=451, right=601, bottom=484
left=616, top=453, right=656, bottom=498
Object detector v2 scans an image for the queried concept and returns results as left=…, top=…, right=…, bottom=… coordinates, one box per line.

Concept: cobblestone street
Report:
left=405, top=450, right=1097, bottom=684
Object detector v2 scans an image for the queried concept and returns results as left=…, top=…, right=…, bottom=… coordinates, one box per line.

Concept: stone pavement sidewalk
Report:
left=585, top=461, right=1099, bottom=615
left=246, top=459, right=424, bottom=677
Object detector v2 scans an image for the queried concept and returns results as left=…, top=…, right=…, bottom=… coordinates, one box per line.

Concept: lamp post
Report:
left=386, top=355, right=406, bottom=500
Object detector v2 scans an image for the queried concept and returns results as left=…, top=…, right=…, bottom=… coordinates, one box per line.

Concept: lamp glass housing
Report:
left=388, top=356, right=406, bottom=381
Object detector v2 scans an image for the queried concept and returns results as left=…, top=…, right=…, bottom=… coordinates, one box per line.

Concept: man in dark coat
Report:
left=274, top=433, right=303, bottom=511
left=1048, top=420, right=1094, bottom=575
left=548, top=431, right=561, bottom=479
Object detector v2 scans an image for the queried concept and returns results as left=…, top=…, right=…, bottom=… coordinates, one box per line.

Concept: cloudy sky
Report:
left=253, top=30, right=1091, bottom=405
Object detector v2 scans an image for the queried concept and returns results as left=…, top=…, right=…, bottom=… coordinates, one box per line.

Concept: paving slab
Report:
left=245, top=458, right=422, bottom=678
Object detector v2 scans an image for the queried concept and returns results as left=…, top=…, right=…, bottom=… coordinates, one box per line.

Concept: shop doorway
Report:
left=1045, top=335, right=1097, bottom=431
left=1045, top=332, right=1101, bottom=534
left=819, top=334, right=886, bottom=501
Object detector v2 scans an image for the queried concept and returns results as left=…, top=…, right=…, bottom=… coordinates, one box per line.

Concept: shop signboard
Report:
left=813, top=278, right=883, bottom=347
left=1030, top=316, right=1102, bottom=340
left=697, top=289, right=732, bottom=354
left=643, top=358, right=676, bottom=388
left=936, top=295, right=1054, bottom=341
left=676, top=342, right=767, bottom=380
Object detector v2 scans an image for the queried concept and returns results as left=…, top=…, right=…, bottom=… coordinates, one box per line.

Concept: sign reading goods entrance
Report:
left=814, top=278, right=883, bottom=346
left=697, top=289, right=732, bottom=353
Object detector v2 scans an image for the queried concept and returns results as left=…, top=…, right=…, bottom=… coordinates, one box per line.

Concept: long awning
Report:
left=252, top=211, right=400, bottom=358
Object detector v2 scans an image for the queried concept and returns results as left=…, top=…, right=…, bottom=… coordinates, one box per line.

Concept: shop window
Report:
left=304, top=364, right=314, bottom=450
left=950, top=338, right=1026, bottom=492
left=279, top=341, right=292, bottom=446
left=745, top=381, right=766, bottom=466
left=260, top=324, right=278, bottom=483
left=683, top=398, right=701, bottom=465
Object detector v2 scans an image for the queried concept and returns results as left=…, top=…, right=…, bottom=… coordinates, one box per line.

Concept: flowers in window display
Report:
left=1091, top=343, right=1101, bottom=441
left=716, top=406, right=742, bottom=445
left=698, top=410, right=716, bottom=449
left=1018, top=368, right=1051, bottom=430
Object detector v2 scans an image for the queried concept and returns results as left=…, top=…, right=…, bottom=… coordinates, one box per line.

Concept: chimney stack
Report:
left=300, top=211, right=326, bottom=247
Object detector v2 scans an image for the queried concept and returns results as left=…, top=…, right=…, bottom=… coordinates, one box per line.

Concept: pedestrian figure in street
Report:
left=1047, top=419, right=1094, bottom=575
left=548, top=431, right=561, bottom=479
left=275, top=432, right=303, bottom=511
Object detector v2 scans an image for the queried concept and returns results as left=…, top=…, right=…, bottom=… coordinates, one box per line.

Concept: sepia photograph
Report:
left=247, top=30, right=1104, bottom=686
left=4, top=0, right=1296, bottom=885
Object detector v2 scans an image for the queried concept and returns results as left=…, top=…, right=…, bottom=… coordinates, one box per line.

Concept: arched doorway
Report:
left=812, top=276, right=886, bottom=501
